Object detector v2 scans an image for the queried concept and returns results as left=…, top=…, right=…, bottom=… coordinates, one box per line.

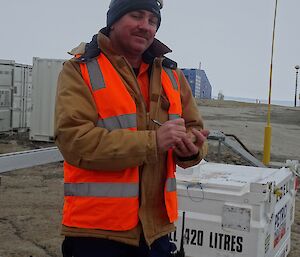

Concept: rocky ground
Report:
left=0, top=100, right=299, bottom=257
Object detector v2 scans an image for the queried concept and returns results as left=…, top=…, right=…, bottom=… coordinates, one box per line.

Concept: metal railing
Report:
left=0, top=147, right=63, bottom=174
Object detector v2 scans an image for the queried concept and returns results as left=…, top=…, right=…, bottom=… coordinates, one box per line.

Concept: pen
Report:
left=151, top=119, right=198, bottom=143
left=151, top=119, right=163, bottom=126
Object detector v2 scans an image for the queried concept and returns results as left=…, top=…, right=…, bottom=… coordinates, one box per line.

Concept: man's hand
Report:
left=173, top=129, right=209, bottom=158
left=156, top=118, right=209, bottom=158
left=156, top=119, right=187, bottom=153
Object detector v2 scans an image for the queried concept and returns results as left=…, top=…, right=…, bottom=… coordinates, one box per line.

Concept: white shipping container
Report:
left=0, top=59, right=33, bottom=132
left=30, top=57, right=65, bottom=141
left=0, top=60, right=14, bottom=132
left=172, top=161, right=297, bottom=257
left=0, top=108, right=11, bottom=132
left=12, top=63, right=32, bottom=130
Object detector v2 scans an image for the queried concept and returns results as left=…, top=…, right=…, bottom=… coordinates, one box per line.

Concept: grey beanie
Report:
left=107, top=0, right=163, bottom=29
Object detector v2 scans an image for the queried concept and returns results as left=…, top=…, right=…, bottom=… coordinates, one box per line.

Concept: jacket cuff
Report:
left=175, top=142, right=208, bottom=169
left=176, top=152, right=199, bottom=162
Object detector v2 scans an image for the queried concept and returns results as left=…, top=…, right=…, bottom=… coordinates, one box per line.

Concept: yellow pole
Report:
left=263, top=0, right=278, bottom=165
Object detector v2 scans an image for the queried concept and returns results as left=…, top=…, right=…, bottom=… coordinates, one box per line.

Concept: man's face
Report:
left=110, top=10, right=158, bottom=56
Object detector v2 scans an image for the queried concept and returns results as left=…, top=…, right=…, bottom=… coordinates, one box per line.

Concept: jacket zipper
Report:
left=122, top=58, right=147, bottom=114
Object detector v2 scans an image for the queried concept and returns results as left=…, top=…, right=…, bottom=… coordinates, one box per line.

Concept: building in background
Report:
left=181, top=67, right=212, bottom=99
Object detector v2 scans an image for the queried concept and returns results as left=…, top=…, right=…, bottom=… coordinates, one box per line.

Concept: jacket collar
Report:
left=72, top=27, right=172, bottom=64
left=98, top=27, right=172, bottom=62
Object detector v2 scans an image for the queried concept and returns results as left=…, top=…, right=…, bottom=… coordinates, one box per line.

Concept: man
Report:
left=55, top=0, right=209, bottom=256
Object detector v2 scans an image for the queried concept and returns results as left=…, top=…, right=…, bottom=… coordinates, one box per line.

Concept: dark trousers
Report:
left=62, top=235, right=176, bottom=257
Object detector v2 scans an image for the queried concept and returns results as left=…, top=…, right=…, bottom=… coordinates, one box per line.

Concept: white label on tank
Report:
left=169, top=227, right=244, bottom=253
left=222, top=205, right=251, bottom=232
left=274, top=204, right=287, bottom=248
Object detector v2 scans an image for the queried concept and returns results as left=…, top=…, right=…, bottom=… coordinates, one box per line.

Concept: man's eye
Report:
left=131, top=14, right=142, bottom=19
left=149, top=19, right=158, bottom=26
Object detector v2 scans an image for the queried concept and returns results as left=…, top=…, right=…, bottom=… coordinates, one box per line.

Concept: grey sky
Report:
left=1, top=0, right=299, bottom=101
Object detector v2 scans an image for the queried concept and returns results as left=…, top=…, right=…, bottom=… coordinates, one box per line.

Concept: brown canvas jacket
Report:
left=55, top=31, right=206, bottom=246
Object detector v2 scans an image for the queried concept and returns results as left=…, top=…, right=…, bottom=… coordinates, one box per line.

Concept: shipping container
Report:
left=0, top=59, right=33, bottom=132
left=30, top=57, right=65, bottom=141
left=0, top=60, right=14, bottom=132
left=12, top=63, right=32, bottom=130
left=172, top=161, right=297, bottom=257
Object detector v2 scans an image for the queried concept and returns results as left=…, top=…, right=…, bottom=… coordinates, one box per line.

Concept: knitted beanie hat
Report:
left=107, top=0, right=163, bottom=30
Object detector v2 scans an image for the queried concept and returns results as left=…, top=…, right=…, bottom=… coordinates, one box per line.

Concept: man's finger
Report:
left=191, top=129, right=208, bottom=147
left=200, top=129, right=210, bottom=138
left=165, top=118, right=185, bottom=126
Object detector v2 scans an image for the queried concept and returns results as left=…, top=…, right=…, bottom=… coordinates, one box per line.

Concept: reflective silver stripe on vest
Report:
left=97, top=114, right=137, bottom=130
left=163, top=67, right=178, bottom=90
left=169, top=114, right=181, bottom=120
left=166, top=178, right=177, bottom=192
left=64, top=182, right=139, bottom=198
left=86, top=59, right=106, bottom=91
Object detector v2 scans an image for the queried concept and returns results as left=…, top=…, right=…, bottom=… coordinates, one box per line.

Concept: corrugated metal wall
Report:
left=12, top=63, right=32, bottom=130
left=0, top=60, right=32, bottom=132
left=0, top=60, right=14, bottom=132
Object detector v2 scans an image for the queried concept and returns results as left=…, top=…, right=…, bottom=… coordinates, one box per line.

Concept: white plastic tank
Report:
left=172, top=161, right=297, bottom=257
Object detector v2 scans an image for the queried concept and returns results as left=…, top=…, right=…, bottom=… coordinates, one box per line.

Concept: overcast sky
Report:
left=1, top=0, right=300, bottom=102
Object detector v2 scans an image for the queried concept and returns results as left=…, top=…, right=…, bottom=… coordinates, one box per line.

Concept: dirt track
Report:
left=0, top=100, right=299, bottom=257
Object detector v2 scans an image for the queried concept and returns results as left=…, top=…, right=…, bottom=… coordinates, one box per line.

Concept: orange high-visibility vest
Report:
left=62, top=54, right=182, bottom=231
